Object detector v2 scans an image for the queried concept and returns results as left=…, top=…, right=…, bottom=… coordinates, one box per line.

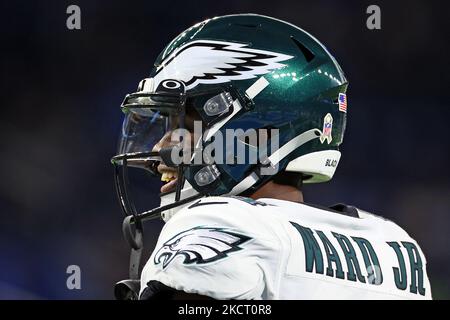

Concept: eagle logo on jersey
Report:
left=153, top=226, right=251, bottom=269
left=153, top=40, right=294, bottom=89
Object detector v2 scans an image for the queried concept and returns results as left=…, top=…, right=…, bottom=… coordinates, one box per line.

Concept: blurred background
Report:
left=1, top=0, right=449, bottom=299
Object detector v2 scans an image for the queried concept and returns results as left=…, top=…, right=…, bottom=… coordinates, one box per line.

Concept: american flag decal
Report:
left=338, top=93, right=347, bottom=113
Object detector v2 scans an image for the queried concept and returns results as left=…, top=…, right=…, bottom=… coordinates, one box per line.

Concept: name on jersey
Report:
left=290, top=222, right=426, bottom=296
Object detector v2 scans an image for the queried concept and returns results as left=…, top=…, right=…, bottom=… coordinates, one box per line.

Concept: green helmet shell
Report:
left=148, top=14, right=348, bottom=195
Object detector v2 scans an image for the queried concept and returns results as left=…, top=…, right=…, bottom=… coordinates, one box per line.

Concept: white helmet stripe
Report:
left=268, top=129, right=321, bottom=166
left=226, top=128, right=321, bottom=196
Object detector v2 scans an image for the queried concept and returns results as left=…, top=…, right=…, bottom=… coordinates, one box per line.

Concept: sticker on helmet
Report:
left=320, top=113, right=333, bottom=144
left=338, top=93, right=347, bottom=113
left=152, top=40, right=294, bottom=90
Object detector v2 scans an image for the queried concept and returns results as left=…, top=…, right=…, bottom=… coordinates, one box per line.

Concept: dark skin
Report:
left=250, top=180, right=303, bottom=203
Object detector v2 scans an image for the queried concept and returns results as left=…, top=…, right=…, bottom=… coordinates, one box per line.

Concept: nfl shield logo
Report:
left=320, top=113, right=333, bottom=144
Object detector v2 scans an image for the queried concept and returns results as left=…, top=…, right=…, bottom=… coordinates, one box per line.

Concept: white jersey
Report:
left=140, top=196, right=432, bottom=300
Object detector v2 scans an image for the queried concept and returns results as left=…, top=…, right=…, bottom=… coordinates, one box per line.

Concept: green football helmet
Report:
left=112, top=13, right=348, bottom=222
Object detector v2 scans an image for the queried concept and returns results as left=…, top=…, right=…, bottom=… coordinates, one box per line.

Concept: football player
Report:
left=111, top=14, right=432, bottom=300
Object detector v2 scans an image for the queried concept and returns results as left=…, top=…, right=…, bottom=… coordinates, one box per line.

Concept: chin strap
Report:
left=114, top=215, right=143, bottom=300
left=114, top=193, right=203, bottom=300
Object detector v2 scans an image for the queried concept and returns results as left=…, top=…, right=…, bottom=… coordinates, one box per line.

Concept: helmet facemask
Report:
left=111, top=79, right=249, bottom=223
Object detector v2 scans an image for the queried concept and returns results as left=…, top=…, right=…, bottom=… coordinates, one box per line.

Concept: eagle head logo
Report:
left=153, top=226, right=251, bottom=269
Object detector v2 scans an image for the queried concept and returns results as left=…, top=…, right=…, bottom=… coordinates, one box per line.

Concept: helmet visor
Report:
left=114, top=106, right=187, bottom=173
left=112, top=105, right=185, bottom=217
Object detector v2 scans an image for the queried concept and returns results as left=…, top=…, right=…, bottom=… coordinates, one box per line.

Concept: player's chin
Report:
left=160, top=178, right=178, bottom=193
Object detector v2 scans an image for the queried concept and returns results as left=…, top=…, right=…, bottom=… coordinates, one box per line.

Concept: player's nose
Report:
left=151, top=131, right=173, bottom=153
left=151, top=131, right=179, bottom=174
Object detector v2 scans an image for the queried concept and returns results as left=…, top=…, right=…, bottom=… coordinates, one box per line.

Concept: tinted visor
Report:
left=112, top=103, right=187, bottom=217
left=113, top=78, right=188, bottom=173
